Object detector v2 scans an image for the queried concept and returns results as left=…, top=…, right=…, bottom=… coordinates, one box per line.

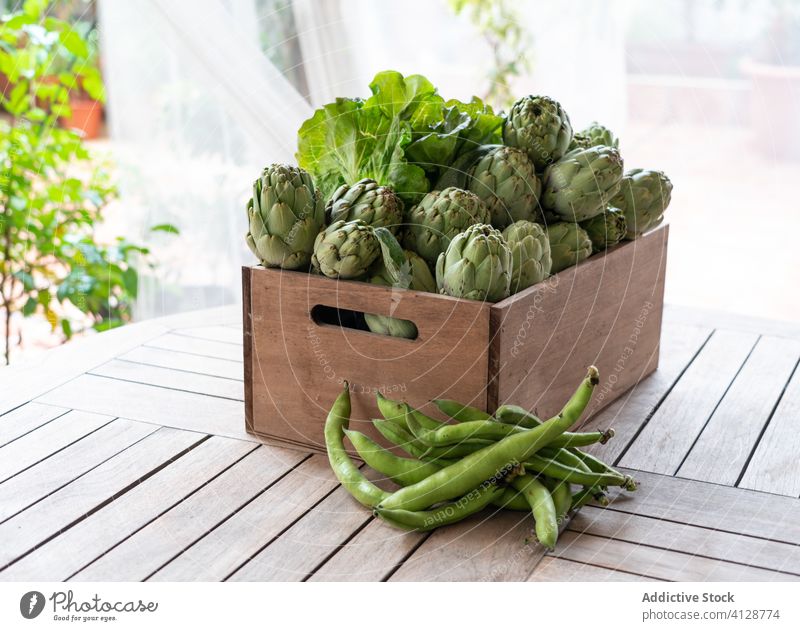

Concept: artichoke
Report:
left=326, top=178, right=404, bottom=234
left=466, top=146, right=542, bottom=230
left=503, top=95, right=572, bottom=170
left=435, top=223, right=511, bottom=302
left=610, top=169, right=673, bottom=239
left=311, top=219, right=380, bottom=279
left=541, top=145, right=624, bottom=222
left=404, top=187, right=490, bottom=266
left=502, top=221, right=552, bottom=293
left=246, top=164, right=325, bottom=269
left=546, top=222, right=593, bottom=274
left=364, top=250, right=436, bottom=339
left=569, top=122, right=618, bottom=151
left=579, top=207, right=627, bottom=253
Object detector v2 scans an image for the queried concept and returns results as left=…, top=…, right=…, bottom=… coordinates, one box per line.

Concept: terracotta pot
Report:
left=742, top=59, right=800, bottom=161
left=61, top=96, right=103, bottom=140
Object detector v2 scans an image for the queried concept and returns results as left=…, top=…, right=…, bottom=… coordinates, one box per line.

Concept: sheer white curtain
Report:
left=98, top=0, right=312, bottom=318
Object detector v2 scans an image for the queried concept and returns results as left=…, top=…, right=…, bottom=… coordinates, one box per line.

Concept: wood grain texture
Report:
left=0, top=418, right=156, bottom=523
left=579, top=321, right=712, bottom=464
left=389, top=509, right=543, bottom=582
left=619, top=329, right=758, bottom=474
left=149, top=455, right=339, bottom=581
left=678, top=336, right=800, bottom=486
left=604, top=469, right=800, bottom=545
left=0, top=410, right=112, bottom=483
left=552, top=530, right=793, bottom=581
left=228, top=469, right=388, bottom=582
left=36, top=374, right=249, bottom=441
left=5, top=436, right=255, bottom=581
left=64, top=444, right=298, bottom=582
left=308, top=517, right=425, bottom=582
left=245, top=266, right=491, bottom=451
left=528, top=556, right=658, bottom=582
left=145, top=332, right=242, bottom=362
left=0, top=402, right=68, bottom=447
left=118, top=346, right=243, bottom=380
left=0, top=427, right=203, bottom=572
left=90, top=359, right=244, bottom=401
left=490, top=225, right=668, bottom=420
left=739, top=364, right=800, bottom=496
left=569, top=506, right=800, bottom=575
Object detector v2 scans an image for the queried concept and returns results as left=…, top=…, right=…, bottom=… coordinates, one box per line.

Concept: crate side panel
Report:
left=491, top=225, right=668, bottom=418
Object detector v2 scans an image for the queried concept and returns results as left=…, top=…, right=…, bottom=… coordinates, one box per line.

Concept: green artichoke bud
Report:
left=404, top=187, right=490, bottom=266
left=546, top=222, right=593, bottom=274
left=311, top=219, right=380, bottom=279
left=610, top=169, right=672, bottom=239
left=579, top=206, right=627, bottom=253
left=569, top=122, right=618, bottom=151
left=435, top=223, right=511, bottom=302
left=541, top=145, right=624, bottom=222
left=246, top=163, right=325, bottom=269
left=326, top=178, right=404, bottom=234
left=502, top=221, right=552, bottom=293
left=503, top=95, right=572, bottom=170
left=466, top=146, right=542, bottom=230
left=364, top=250, right=435, bottom=339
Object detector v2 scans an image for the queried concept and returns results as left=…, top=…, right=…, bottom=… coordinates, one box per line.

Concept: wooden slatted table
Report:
left=1, top=304, right=798, bottom=582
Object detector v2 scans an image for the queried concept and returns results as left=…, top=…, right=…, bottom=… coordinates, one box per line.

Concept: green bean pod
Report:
left=433, top=399, right=493, bottom=422
left=379, top=366, right=600, bottom=511
left=549, top=429, right=614, bottom=448
left=539, top=446, right=593, bottom=472
left=405, top=411, right=493, bottom=449
left=376, top=392, right=410, bottom=429
left=344, top=429, right=441, bottom=487
left=542, top=477, right=572, bottom=522
left=525, top=455, right=628, bottom=487
left=372, top=419, right=430, bottom=459
left=511, top=474, right=558, bottom=549
left=324, top=384, right=389, bottom=508
left=569, top=449, right=636, bottom=490
left=494, top=404, right=542, bottom=428
left=411, top=417, right=518, bottom=445
left=571, top=486, right=610, bottom=509
left=374, top=483, right=503, bottom=531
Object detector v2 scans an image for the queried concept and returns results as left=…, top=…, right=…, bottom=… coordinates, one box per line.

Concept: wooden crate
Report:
left=243, top=224, right=668, bottom=452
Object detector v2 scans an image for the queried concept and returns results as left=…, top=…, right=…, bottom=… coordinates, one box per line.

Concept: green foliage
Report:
left=447, top=0, right=532, bottom=109
left=296, top=70, right=503, bottom=204
left=0, top=3, right=172, bottom=363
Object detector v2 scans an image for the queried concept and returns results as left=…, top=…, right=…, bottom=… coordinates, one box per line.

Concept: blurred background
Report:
left=1, top=0, right=799, bottom=362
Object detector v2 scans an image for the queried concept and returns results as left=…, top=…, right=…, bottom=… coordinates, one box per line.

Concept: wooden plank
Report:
left=619, top=329, right=758, bottom=475
left=90, top=359, right=243, bottom=401
left=0, top=427, right=203, bottom=571
left=578, top=321, right=712, bottom=464
left=552, top=530, right=793, bottom=581
left=605, top=469, right=800, bottom=545
left=528, top=556, right=658, bottom=582
left=308, top=517, right=425, bottom=582
left=569, top=506, right=800, bottom=575
left=171, top=325, right=242, bottom=345
left=228, top=468, right=388, bottom=582
left=0, top=418, right=157, bottom=523
left=0, top=402, right=69, bottom=447
left=665, top=303, right=800, bottom=341
left=149, top=454, right=338, bottom=581
left=145, top=332, right=242, bottom=362
left=390, top=509, right=543, bottom=582
left=245, top=265, right=491, bottom=452
left=0, top=410, right=112, bottom=483
left=118, top=346, right=243, bottom=380
left=36, top=374, right=249, bottom=441
left=490, top=225, right=667, bottom=420
left=678, top=336, right=800, bottom=486
left=739, top=364, right=800, bottom=496
left=68, top=445, right=304, bottom=581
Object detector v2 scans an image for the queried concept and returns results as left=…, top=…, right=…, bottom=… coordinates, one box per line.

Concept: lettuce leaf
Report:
left=296, top=71, right=503, bottom=205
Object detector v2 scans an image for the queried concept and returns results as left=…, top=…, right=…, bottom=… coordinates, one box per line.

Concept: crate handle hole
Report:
left=310, top=304, right=419, bottom=340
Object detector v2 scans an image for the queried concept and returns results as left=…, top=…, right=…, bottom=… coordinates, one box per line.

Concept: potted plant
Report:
left=742, top=1, right=800, bottom=160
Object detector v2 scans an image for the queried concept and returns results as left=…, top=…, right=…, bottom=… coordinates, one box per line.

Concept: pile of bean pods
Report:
left=324, top=366, right=636, bottom=549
